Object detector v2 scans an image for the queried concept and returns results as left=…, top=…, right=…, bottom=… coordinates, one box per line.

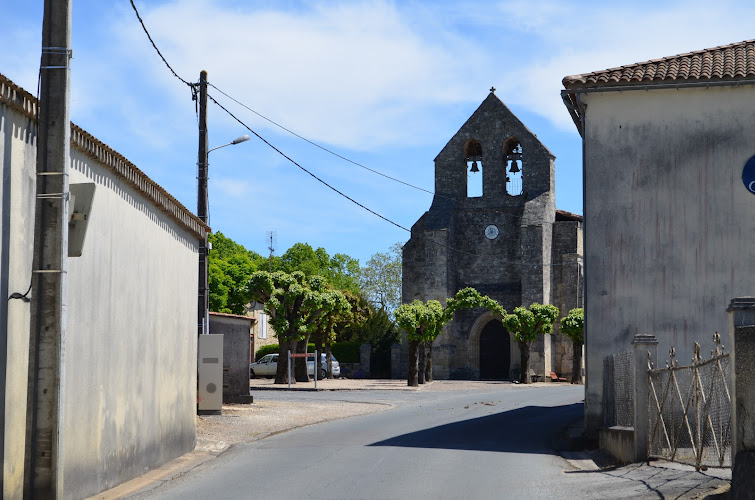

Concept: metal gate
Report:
left=370, top=349, right=391, bottom=379
left=648, top=333, right=731, bottom=470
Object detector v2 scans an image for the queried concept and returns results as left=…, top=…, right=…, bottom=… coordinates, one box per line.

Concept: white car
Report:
left=250, top=353, right=340, bottom=379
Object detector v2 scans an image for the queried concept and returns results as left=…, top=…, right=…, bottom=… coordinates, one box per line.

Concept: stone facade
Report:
left=401, top=92, right=582, bottom=380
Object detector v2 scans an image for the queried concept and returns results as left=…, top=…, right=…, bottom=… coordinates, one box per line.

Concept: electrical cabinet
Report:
left=198, top=334, right=223, bottom=414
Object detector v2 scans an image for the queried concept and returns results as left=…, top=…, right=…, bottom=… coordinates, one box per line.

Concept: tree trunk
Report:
left=325, top=342, right=333, bottom=379
left=294, top=338, right=309, bottom=382
left=407, top=338, right=419, bottom=387
left=424, top=340, right=433, bottom=382
left=418, top=343, right=426, bottom=384
left=275, top=338, right=295, bottom=384
left=519, top=340, right=531, bottom=384
left=571, top=340, right=583, bottom=384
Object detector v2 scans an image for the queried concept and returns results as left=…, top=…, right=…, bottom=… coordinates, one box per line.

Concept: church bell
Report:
left=469, top=160, right=480, bottom=173
left=509, top=160, right=520, bottom=173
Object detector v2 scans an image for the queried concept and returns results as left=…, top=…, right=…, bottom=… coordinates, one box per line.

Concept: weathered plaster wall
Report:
left=0, top=90, right=37, bottom=500
left=59, top=149, right=198, bottom=499
left=209, top=313, right=253, bottom=399
left=581, top=86, right=755, bottom=437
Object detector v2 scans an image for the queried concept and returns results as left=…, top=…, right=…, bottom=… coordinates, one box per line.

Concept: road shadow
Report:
left=369, top=401, right=583, bottom=454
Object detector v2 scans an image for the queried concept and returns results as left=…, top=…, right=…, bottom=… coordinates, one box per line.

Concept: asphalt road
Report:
left=133, top=385, right=727, bottom=499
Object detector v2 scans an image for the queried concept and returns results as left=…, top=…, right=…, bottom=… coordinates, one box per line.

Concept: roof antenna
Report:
left=266, top=230, right=277, bottom=272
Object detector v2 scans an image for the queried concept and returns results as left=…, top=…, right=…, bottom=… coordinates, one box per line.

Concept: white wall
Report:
left=0, top=90, right=37, bottom=500
left=1, top=73, right=201, bottom=499
left=581, top=85, right=755, bottom=436
left=61, top=150, right=198, bottom=499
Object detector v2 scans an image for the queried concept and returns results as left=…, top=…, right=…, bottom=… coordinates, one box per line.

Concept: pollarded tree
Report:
left=396, top=288, right=505, bottom=386
left=395, top=300, right=447, bottom=387
left=310, top=289, right=363, bottom=379
left=247, top=271, right=345, bottom=384
left=560, top=308, right=584, bottom=384
left=503, top=303, right=560, bottom=384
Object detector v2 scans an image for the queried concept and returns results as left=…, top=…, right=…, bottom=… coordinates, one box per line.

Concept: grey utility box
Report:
left=198, top=334, right=224, bottom=414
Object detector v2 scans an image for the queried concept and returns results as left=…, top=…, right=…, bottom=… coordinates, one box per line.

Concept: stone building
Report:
left=561, top=38, right=755, bottom=439
left=402, top=90, right=583, bottom=380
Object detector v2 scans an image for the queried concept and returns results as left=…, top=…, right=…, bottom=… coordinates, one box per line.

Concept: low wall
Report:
left=599, top=426, right=635, bottom=464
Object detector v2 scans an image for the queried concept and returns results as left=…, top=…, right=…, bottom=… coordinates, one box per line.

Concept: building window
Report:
left=465, top=139, right=483, bottom=198
left=259, top=312, right=267, bottom=339
left=504, top=138, right=523, bottom=196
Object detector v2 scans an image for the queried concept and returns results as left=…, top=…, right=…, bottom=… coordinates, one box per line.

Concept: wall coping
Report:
left=0, top=71, right=209, bottom=240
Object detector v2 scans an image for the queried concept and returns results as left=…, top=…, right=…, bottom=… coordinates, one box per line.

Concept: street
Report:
left=133, top=384, right=728, bottom=500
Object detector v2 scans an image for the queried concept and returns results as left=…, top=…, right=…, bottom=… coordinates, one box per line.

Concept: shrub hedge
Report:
left=254, top=341, right=362, bottom=363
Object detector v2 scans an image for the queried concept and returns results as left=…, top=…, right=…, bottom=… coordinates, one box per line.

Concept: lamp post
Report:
left=196, top=71, right=250, bottom=336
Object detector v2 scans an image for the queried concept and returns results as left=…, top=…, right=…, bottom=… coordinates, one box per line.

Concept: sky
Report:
left=3, top=0, right=754, bottom=265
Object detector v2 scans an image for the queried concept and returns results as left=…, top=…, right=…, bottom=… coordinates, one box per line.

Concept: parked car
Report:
left=250, top=352, right=340, bottom=379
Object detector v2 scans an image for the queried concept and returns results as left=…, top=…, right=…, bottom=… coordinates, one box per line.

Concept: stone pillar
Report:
left=632, top=334, right=657, bottom=463
left=360, top=344, right=372, bottom=379
left=391, top=343, right=402, bottom=379
left=728, top=297, right=755, bottom=498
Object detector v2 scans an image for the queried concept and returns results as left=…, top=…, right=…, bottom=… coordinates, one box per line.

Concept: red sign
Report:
left=290, top=353, right=309, bottom=358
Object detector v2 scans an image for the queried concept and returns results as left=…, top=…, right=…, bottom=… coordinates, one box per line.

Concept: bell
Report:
left=469, top=160, right=480, bottom=173
left=509, top=160, right=520, bottom=173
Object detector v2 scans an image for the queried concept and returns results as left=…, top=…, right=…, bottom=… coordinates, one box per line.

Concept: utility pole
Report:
left=197, top=70, right=209, bottom=336
left=24, top=0, right=72, bottom=497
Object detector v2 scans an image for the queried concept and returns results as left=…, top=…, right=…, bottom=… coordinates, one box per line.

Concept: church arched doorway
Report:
left=479, top=320, right=510, bottom=380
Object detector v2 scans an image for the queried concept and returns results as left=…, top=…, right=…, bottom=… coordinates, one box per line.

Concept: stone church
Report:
left=401, top=90, right=583, bottom=380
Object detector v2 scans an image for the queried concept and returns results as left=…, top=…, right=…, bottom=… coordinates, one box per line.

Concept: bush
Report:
left=255, top=341, right=362, bottom=362
left=331, top=342, right=361, bottom=363
left=255, top=344, right=279, bottom=361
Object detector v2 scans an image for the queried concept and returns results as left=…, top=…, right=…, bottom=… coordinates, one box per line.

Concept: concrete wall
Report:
left=0, top=73, right=203, bottom=499
left=209, top=312, right=253, bottom=400
left=581, top=86, right=755, bottom=437
left=60, top=148, right=199, bottom=499
left=0, top=77, right=37, bottom=500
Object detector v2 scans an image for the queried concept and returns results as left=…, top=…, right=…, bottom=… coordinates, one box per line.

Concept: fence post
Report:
left=360, top=344, right=372, bottom=379
left=632, top=334, right=657, bottom=463
left=391, top=343, right=402, bottom=380
left=728, top=297, right=755, bottom=498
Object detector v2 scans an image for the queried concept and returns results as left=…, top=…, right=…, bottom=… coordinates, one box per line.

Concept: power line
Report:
left=208, top=83, right=435, bottom=196
left=206, top=93, right=576, bottom=268
left=207, top=84, right=545, bottom=226
left=126, top=4, right=579, bottom=268
left=129, top=0, right=193, bottom=88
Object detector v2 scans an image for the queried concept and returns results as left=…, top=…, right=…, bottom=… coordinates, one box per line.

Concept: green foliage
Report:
left=254, top=342, right=360, bottom=363
left=560, top=308, right=584, bottom=344
left=503, top=303, right=560, bottom=344
left=246, top=270, right=349, bottom=344
left=275, top=242, right=361, bottom=294
left=344, top=306, right=399, bottom=351
left=360, top=242, right=402, bottom=312
left=395, top=299, right=447, bottom=342
left=208, top=232, right=264, bottom=314
left=255, top=344, right=279, bottom=361
left=445, top=287, right=505, bottom=318
left=331, top=341, right=361, bottom=363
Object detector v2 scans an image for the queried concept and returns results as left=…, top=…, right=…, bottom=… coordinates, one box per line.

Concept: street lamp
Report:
left=208, top=134, right=250, bottom=154
left=197, top=133, right=250, bottom=336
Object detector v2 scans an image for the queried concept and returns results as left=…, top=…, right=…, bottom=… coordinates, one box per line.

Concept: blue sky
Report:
left=3, top=0, right=754, bottom=265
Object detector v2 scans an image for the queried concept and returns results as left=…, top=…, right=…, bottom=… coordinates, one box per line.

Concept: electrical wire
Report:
left=126, top=4, right=580, bottom=268
left=207, top=93, right=577, bottom=268
left=129, top=0, right=193, bottom=88
left=206, top=84, right=558, bottom=226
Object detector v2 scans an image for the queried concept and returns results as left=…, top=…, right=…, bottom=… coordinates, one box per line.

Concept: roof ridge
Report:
left=563, top=39, right=755, bottom=88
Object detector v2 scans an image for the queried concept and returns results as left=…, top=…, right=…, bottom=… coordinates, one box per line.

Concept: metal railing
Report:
left=648, top=332, right=731, bottom=470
